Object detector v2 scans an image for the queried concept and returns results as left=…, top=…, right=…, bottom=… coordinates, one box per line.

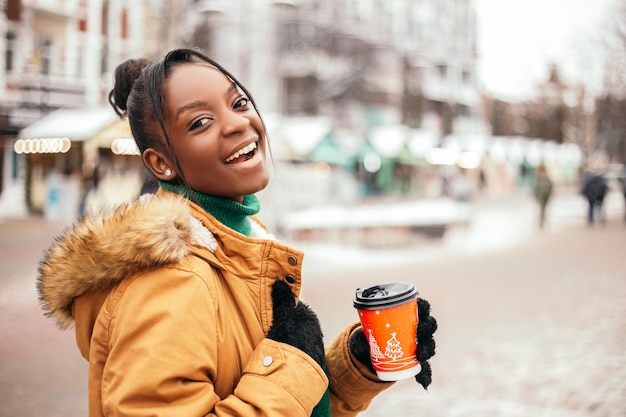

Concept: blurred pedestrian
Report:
left=478, top=167, right=487, bottom=192
left=533, top=163, right=553, bottom=229
left=518, top=158, right=532, bottom=193
left=78, top=163, right=100, bottom=217
left=36, top=48, right=437, bottom=417
left=581, top=167, right=609, bottom=225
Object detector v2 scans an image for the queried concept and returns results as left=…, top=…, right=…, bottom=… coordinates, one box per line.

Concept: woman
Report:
left=37, top=48, right=436, bottom=417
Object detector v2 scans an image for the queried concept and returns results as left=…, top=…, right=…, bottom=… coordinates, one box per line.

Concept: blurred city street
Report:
left=1, top=189, right=625, bottom=417
left=2, top=1, right=626, bottom=416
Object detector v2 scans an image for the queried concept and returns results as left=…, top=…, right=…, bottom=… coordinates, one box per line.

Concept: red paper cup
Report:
left=353, top=282, right=420, bottom=381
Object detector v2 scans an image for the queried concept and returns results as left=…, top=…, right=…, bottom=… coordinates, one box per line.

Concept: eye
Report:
left=190, top=117, right=211, bottom=131
left=234, top=97, right=250, bottom=110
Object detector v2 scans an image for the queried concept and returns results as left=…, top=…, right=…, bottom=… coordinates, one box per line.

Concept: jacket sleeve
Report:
left=326, top=322, right=395, bottom=416
left=100, top=262, right=328, bottom=417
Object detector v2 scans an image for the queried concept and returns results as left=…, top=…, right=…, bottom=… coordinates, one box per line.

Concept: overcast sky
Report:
left=474, top=0, right=616, bottom=101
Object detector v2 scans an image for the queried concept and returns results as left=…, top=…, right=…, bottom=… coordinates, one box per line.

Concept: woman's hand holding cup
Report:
left=350, top=282, right=437, bottom=389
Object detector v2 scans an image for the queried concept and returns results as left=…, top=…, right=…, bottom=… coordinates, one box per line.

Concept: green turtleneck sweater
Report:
left=159, top=182, right=260, bottom=236
left=158, top=182, right=332, bottom=416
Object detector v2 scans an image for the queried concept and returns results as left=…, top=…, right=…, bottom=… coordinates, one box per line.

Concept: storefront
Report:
left=15, top=106, right=142, bottom=220
left=81, top=118, right=144, bottom=214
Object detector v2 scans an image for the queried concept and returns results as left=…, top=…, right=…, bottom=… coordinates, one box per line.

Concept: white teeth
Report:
left=225, top=142, right=257, bottom=163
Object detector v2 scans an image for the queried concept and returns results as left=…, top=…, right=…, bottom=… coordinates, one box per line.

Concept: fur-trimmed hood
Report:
left=37, top=194, right=220, bottom=329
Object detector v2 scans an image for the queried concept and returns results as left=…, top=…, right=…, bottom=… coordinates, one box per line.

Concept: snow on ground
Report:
left=294, top=190, right=625, bottom=275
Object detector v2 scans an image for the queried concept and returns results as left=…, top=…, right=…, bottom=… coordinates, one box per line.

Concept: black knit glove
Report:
left=268, top=280, right=326, bottom=369
left=349, top=298, right=437, bottom=389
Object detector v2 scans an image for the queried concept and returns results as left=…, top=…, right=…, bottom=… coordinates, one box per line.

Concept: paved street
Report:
left=1, top=190, right=625, bottom=417
left=302, top=191, right=626, bottom=417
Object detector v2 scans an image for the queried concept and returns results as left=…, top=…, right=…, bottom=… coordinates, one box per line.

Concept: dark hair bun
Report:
left=108, top=58, right=151, bottom=117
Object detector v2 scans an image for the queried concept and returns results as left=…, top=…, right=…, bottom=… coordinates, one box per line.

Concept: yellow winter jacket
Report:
left=37, top=190, right=393, bottom=416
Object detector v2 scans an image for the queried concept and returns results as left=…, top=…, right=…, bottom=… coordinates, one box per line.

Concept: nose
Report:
left=221, top=110, right=250, bottom=137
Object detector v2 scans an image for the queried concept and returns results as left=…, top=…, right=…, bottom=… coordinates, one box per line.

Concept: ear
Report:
left=143, top=148, right=177, bottom=181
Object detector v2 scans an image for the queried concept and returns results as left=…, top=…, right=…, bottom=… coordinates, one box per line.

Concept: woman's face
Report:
left=164, top=63, right=269, bottom=202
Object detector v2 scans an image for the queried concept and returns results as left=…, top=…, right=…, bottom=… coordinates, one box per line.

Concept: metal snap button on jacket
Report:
left=285, top=274, right=296, bottom=284
left=262, top=355, right=273, bottom=367
left=288, top=255, right=297, bottom=266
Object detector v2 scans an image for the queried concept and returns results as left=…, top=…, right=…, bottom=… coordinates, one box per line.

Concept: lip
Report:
left=223, top=141, right=265, bottom=172
left=224, top=138, right=260, bottom=164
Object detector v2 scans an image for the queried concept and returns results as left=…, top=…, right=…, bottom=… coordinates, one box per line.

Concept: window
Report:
left=121, top=8, right=129, bottom=39
left=5, top=32, right=16, bottom=72
left=7, top=0, right=21, bottom=21
left=79, top=0, right=88, bottom=31
left=462, top=69, right=472, bottom=83
left=77, top=45, right=84, bottom=77
left=436, top=63, right=447, bottom=78
left=282, top=22, right=315, bottom=53
left=457, top=104, right=471, bottom=117
left=34, top=37, right=53, bottom=75
left=100, top=43, right=108, bottom=75
left=102, top=1, right=108, bottom=36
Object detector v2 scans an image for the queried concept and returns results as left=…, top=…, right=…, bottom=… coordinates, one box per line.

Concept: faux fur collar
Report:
left=36, top=194, right=271, bottom=329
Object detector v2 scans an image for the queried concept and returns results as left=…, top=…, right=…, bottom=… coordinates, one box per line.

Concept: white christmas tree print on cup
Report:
left=354, top=282, right=421, bottom=381
left=384, top=332, right=403, bottom=360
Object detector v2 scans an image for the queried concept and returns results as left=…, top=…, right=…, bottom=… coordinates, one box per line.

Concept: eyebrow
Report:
left=175, top=101, right=206, bottom=120
left=174, top=83, right=239, bottom=121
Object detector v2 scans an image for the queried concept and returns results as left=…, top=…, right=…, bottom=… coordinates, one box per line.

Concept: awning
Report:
left=354, top=139, right=379, bottom=162
left=278, top=116, right=333, bottom=157
left=18, top=106, right=117, bottom=142
left=307, top=134, right=352, bottom=166
left=85, top=118, right=139, bottom=156
left=368, top=124, right=407, bottom=158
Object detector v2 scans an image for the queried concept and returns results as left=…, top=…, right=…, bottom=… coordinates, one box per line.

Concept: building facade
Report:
left=0, top=0, right=158, bottom=215
left=1, top=0, right=489, bottom=216
left=181, top=0, right=487, bottom=200
left=183, top=0, right=484, bottom=136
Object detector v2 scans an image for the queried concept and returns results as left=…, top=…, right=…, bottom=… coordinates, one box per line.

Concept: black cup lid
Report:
left=353, top=282, right=418, bottom=310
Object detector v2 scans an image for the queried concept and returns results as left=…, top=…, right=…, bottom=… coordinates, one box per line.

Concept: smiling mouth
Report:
left=225, top=142, right=258, bottom=164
